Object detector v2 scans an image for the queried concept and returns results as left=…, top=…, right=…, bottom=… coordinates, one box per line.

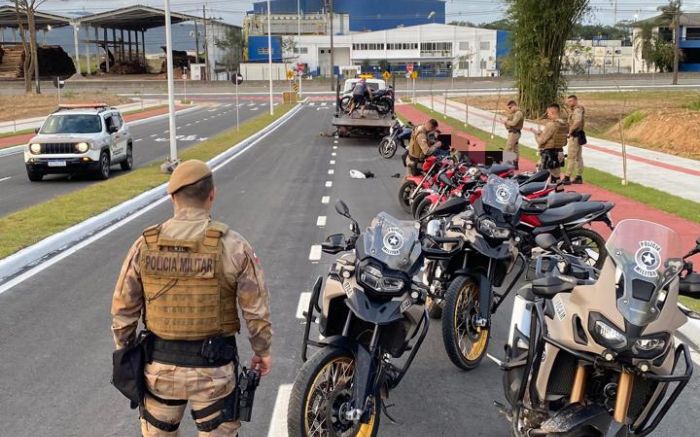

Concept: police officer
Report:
left=503, top=100, right=524, bottom=169
left=406, top=118, right=441, bottom=177
left=563, top=94, right=586, bottom=184
left=111, top=160, right=272, bottom=436
left=535, top=103, right=569, bottom=183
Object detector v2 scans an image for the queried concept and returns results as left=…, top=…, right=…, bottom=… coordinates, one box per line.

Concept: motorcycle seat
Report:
left=532, top=275, right=575, bottom=297
left=520, top=181, right=546, bottom=195
left=546, top=192, right=587, bottom=208
left=486, top=164, right=514, bottom=175
left=536, top=202, right=608, bottom=226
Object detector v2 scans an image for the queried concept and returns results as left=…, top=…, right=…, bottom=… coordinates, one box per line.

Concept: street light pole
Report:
left=267, top=0, right=274, bottom=115
left=327, top=0, right=335, bottom=91
left=298, top=0, right=302, bottom=97
left=164, top=0, right=178, bottom=165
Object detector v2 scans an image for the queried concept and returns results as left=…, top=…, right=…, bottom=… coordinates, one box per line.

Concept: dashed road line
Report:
left=332, top=145, right=338, bottom=150
left=296, top=292, right=311, bottom=319
left=309, top=245, right=322, bottom=261
left=325, top=181, right=333, bottom=188
left=320, top=102, right=327, bottom=106
left=328, top=169, right=334, bottom=175
left=0, top=176, right=11, bottom=183
left=329, top=160, right=335, bottom=165
left=267, top=384, right=292, bottom=437
left=331, top=152, right=337, bottom=157
left=150, top=133, right=157, bottom=138
left=321, top=196, right=330, bottom=204
left=134, top=138, right=143, bottom=142
left=316, top=216, right=327, bottom=227
left=309, top=102, right=316, bottom=106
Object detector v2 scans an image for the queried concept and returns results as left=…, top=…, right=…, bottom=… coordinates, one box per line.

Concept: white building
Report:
left=285, top=23, right=508, bottom=78
left=564, top=40, right=636, bottom=75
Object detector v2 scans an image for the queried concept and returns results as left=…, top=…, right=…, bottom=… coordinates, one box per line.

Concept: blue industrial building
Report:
left=251, top=0, right=445, bottom=32
left=247, top=35, right=283, bottom=62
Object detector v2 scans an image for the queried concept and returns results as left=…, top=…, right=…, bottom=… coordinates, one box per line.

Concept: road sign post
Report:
left=233, top=73, right=243, bottom=131
left=53, top=76, right=65, bottom=105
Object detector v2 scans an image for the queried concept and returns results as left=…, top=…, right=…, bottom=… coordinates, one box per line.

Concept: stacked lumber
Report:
left=0, top=45, right=75, bottom=79
left=0, top=46, right=23, bottom=79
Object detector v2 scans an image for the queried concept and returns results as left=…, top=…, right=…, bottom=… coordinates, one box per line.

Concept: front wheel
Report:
left=288, top=346, right=380, bottom=437
left=442, top=276, right=490, bottom=370
left=96, top=151, right=111, bottom=180
left=414, top=196, right=435, bottom=220
left=340, top=96, right=353, bottom=113
left=26, top=168, right=44, bottom=182
left=562, top=227, right=608, bottom=271
left=378, top=137, right=397, bottom=159
left=397, top=180, right=417, bottom=213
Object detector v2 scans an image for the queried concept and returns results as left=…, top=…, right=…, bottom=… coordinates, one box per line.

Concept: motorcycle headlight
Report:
left=635, top=337, right=666, bottom=353
left=75, top=142, right=90, bottom=153
left=478, top=218, right=511, bottom=239
left=593, top=320, right=627, bottom=349
left=380, top=277, right=404, bottom=292
left=29, top=143, right=41, bottom=154
left=426, top=219, right=442, bottom=238
left=359, top=265, right=404, bottom=293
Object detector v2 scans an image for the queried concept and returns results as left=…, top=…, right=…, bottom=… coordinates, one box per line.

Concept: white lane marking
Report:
left=195, top=120, right=201, bottom=124
left=150, top=133, right=157, bottom=138
left=309, top=245, right=322, bottom=261
left=267, top=384, right=292, bottom=437
left=134, top=138, right=143, bottom=142
left=329, top=160, right=335, bottom=165
left=321, top=196, right=330, bottom=204
left=185, top=123, right=192, bottom=127
left=163, top=130, right=169, bottom=134
left=225, top=103, right=233, bottom=108
left=0, top=176, right=11, bottom=183
left=274, top=102, right=279, bottom=106
left=296, top=292, right=311, bottom=319
left=332, top=145, right=338, bottom=150
left=248, top=103, right=255, bottom=107
left=207, top=108, right=217, bottom=112
left=333, top=140, right=338, bottom=144
left=325, top=181, right=333, bottom=188
left=331, top=152, right=337, bottom=157
left=316, top=216, right=327, bottom=227
left=316, top=108, right=321, bottom=111
left=251, top=107, right=259, bottom=111
left=309, top=102, right=316, bottom=106
left=320, top=102, right=327, bottom=106
left=328, top=169, right=334, bottom=175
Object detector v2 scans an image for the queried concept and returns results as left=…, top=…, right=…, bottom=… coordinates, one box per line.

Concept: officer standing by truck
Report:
left=535, top=103, right=569, bottom=183
left=563, top=94, right=586, bottom=184
left=111, top=159, right=272, bottom=436
left=503, top=100, right=524, bottom=169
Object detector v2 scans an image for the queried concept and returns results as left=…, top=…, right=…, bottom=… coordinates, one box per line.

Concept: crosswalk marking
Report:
left=267, top=384, right=292, bottom=437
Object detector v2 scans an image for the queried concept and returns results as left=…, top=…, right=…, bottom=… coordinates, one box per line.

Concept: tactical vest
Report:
left=543, top=120, right=569, bottom=149
left=139, top=221, right=240, bottom=341
left=408, top=126, right=428, bottom=159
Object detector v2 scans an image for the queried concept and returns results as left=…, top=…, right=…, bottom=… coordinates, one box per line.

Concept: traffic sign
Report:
left=181, top=73, right=187, bottom=80
left=286, top=70, right=295, bottom=80
left=52, top=77, right=65, bottom=89
left=382, top=71, right=392, bottom=81
left=410, top=71, right=418, bottom=80
left=231, top=73, right=243, bottom=85
left=296, top=63, right=305, bottom=73
left=406, top=63, right=414, bottom=74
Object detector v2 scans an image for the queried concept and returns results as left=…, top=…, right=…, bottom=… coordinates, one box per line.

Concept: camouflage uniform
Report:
left=566, top=105, right=585, bottom=179
left=535, top=118, right=569, bottom=179
left=406, top=125, right=438, bottom=177
left=503, top=109, right=524, bottom=167
left=112, top=207, right=272, bottom=437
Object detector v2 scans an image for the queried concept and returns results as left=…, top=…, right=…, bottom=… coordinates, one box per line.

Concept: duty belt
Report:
left=151, top=335, right=237, bottom=367
left=508, top=129, right=521, bottom=134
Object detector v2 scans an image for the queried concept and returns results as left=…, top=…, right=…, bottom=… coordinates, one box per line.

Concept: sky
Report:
left=17, top=0, right=700, bottom=26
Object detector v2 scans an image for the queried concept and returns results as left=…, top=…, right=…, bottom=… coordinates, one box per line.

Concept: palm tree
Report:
left=657, top=0, right=682, bottom=84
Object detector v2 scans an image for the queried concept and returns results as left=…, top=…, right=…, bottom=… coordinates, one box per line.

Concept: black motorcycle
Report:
left=288, top=201, right=429, bottom=437
left=378, top=119, right=413, bottom=159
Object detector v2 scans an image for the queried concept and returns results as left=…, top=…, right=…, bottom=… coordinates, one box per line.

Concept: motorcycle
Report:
left=422, top=175, right=525, bottom=370
left=379, top=119, right=413, bottom=159
left=499, top=220, right=700, bottom=436
left=344, top=89, right=394, bottom=116
left=289, top=201, right=429, bottom=437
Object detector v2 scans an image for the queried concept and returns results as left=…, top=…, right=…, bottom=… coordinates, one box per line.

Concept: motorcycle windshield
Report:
left=358, top=212, right=421, bottom=272
left=606, top=219, right=684, bottom=326
left=481, top=175, right=523, bottom=216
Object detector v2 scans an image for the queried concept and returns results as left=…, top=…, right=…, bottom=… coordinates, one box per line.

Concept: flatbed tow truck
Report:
left=331, top=76, right=396, bottom=138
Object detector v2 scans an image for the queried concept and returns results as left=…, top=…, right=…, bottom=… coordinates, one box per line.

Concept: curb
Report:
left=0, top=106, right=202, bottom=158
left=0, top=103, right=303, bottom=288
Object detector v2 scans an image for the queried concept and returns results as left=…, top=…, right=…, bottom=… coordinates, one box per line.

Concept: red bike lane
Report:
left=396, top=104, right=700, bottom=244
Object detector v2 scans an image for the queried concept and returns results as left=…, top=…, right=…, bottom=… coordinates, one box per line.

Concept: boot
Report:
left=562, top=176, right=572, bottom=185
left=573, top=176, right=583, bottom=184
left=550, top=176, right=560, bottom=184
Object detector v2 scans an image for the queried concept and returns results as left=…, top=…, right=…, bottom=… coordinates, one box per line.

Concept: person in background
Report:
left=503, top=100, right=524, bottom=169
left=348, top=78, right=373, bottom=118
left=563, top=95, right=586, bottom=185
left=406, top=118, right=441, bottom=176
left=535, top=103, right=569, bottom=183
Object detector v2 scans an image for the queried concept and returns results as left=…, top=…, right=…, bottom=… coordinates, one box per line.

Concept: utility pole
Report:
left=194, top=19, right=200, bottom=63
left=327, top=0, right=335, bottom=91
left=202, top=4, right=209, bottom=80
left=267, top=0, right=274, bottom=115
left=673, top=3, right=681, bottom=85
left=298, top=0, right=302, bottom=97
left=164, top=0, right=178, bottom=166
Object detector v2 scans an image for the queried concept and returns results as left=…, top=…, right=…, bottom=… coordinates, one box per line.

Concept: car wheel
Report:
left=26, top=169, right=44, bottom=182
left=97, top=151, right=110, bottom=180
left=120, top=145, right=133, bottom=171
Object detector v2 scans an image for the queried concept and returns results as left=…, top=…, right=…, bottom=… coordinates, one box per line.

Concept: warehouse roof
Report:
left=75, top=4, right=203, bottom=31
left=0, top=5, right=71, bottom=29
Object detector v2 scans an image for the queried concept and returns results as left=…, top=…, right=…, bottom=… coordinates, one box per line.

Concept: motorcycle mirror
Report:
left=535, top=233, right=558, bottom=251
left=335, top=199, right=351, bottom=218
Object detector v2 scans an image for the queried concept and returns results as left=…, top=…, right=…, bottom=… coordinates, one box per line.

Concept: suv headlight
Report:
left=75, top=142, right=90, bottom=153
left=29, top=143, right=41, bottom=154
left=478, top=218, right=511, bottom=239
left=593, top=320, right=627, bottom=349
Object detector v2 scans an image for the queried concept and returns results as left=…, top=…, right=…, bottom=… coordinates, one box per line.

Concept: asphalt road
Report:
left=0, top=99, right=269, bottom=216
left=0, top=101, right=698, bottom=436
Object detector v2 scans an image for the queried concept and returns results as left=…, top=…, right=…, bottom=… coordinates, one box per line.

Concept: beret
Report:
left=167, top=159, right=212, bottom=194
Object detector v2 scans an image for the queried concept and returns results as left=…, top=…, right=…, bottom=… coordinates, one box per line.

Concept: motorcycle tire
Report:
left=340, top=96, right=353, bottom=113
left=288, top=346, right=381, bottom=437
left=442, top=276, right=490, bottom=371
left=378, top=137, right=398, bottom=159
left=414, top=196, right=436, bottom=220
left=562, top=227, right=608, bottom=271
left=398, top=180, right=417, bottom=213
left=375, top=97, right=392, bottom=115
left=427, top=296, right=443, bottom=319
left=410, top=191, right=429, bottom=219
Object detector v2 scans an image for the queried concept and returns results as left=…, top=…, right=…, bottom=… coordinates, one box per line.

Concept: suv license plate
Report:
left=48, top=161, right=66, bottom=167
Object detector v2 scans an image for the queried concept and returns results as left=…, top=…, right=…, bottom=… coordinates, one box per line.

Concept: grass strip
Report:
left=411, top=103, right=700, bottom=224
left=0, top=103, right=296, bottom=259
left=407, top=103, right=700, bottom=311
left=0, top=128, right=35, bottom=139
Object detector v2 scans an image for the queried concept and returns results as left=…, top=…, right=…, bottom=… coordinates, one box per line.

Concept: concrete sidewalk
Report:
left=416, top=96, right=700, bottom=203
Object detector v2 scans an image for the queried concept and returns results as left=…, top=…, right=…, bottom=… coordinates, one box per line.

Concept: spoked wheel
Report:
left=339, top=96, right=353, bottom=113
left=442, top=276, right=490, bottom=370
left=414, top=196, right=437, bottom=220
left=288, top=347, right=380, bottom=437
left=427, top=296, right=443, bottom=319
left=397, top=180, right=417, bottom=213
left=378, top=138, right=397, bottom=159
left=561, top=228, right=607, bottom=271
left=410, top=191, right=429, bottom=219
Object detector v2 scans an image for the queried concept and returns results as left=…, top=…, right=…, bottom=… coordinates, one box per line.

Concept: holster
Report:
left=112, top=331, right=152, bottom=409
left=540, top=148, right=564, bottom=169
left=235, top=367, right=261, bottom=422
left=574, top=130, right=587, bottom=145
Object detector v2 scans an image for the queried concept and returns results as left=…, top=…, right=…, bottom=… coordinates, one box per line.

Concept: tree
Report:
left=634, top=22, right=656, bottom=72
left=214, top=29, right=244, bottom=73
left=506, top=0, right=590, bottom=117
left=10, top=0, right=46, bottom=94
left=657, top=0, right=681, bottom=84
